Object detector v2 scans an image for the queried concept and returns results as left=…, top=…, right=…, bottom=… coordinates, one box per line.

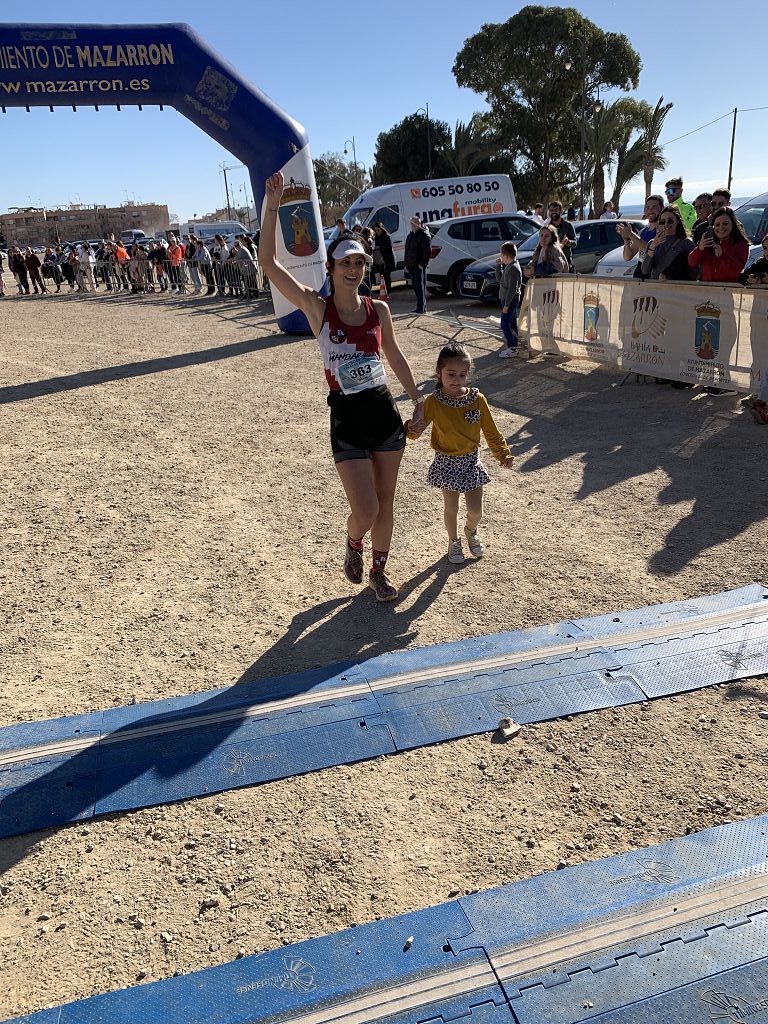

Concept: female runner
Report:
left=260, top=172, right=425, bottom=602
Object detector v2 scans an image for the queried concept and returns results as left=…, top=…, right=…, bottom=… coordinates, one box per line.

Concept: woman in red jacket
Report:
left=688, top=208, right=750, bottom=281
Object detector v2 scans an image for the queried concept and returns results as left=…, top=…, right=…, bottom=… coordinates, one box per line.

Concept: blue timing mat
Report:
left=1, top=584, right=767, bottom=839
left=7, top=815, right=768, bottom=1023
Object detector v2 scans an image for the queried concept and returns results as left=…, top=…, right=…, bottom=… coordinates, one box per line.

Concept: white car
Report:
left=593, top=244, right=640, bottom=278
left=425, top=212, right=540, bottom=295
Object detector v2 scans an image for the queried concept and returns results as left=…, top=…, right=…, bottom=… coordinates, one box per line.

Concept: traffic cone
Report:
left=378, top=273, right=389, bottom=302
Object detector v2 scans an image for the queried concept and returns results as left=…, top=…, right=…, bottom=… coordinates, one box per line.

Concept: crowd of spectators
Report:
left=0, top=232, right=262, bottom=301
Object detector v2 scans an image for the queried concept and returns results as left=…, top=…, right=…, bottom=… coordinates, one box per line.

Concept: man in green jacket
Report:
left=665, top=176, right=697, bottom=234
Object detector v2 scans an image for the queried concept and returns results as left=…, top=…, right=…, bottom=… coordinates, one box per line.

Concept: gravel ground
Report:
left=1, top=284, right=766, bottom=1019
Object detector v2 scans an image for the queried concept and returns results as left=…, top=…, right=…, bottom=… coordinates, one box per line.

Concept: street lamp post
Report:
left=343, top=138, right=360, bottom=192
left=415, top=104, right=433, bottom=178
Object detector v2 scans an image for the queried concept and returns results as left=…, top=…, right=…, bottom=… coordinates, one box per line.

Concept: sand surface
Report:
left=1, top=284, right=766, bottom=1018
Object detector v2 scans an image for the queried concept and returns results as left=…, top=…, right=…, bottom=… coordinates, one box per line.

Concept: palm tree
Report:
left=583, top=98, right=647, bottom=214
left=441, top=114, right=499, bottom=176
left=639, top=97, right=673, bottom=198
left=610, top=134, right=646, bottom=212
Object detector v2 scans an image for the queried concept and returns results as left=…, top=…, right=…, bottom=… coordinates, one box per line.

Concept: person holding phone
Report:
left=640, top=206, right=693, bottom=281
left=688, top=207, right=750, bottom=282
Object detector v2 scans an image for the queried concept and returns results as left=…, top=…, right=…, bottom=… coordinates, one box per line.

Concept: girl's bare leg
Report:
left=443, top=490, right=460, bottom=541
left=465, top=487, right=483, bottom=532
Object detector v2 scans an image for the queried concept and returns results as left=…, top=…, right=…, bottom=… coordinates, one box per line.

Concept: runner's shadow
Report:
left=0, top=561, right=450, bottom=870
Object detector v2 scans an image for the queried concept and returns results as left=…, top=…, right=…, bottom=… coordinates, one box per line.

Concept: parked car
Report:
left=426, top=212, right=540, bottom=295
left=459, top=218, right=646, bottom=300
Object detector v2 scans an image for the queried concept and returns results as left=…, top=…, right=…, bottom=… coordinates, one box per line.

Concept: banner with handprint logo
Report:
left=526, top=278, right=760, bottom=392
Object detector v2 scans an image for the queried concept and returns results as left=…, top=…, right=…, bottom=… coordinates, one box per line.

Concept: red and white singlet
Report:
left=317, top=295, right=388, bottom=394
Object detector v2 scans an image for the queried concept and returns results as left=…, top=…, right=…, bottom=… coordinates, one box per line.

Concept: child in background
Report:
left=408, top=342, right=514, bottom=563
left=495, top=241, right=522, bottom=358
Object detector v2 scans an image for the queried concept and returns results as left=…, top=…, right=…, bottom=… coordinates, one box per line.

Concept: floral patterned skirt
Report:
left=427, top=450, right=490, bottom=492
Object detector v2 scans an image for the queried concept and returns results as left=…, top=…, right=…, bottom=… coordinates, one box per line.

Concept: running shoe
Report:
left=343, top=539, right=364, bottom=585
left=448, top=539, right=465, bottom=564
left=368, top=570, right=397, bottom=602
left=464, top=527, right=485, bottom=557
left=498, top=348, right=519, bottom=359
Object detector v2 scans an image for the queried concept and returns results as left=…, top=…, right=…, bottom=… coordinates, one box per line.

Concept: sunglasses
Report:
left=659, top=218, right=677, bottom=225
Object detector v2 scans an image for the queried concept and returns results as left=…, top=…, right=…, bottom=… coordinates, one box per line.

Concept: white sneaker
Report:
left=498, top=348, right=519, bottom=358
left=448, top=539, right=465, bottom=564
left=464, top=527, right=484, bottom=557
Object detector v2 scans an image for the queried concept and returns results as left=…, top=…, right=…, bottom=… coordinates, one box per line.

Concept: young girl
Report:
left=409, top=343, right=514, bottom=563
left=260, top=171, right=424, bottom=601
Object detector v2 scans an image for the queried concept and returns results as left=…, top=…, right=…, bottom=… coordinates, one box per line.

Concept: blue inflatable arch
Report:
left=0, top=22, right=326, bottom=333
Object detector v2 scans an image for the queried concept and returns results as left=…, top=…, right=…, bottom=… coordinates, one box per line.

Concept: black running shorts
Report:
left=328, top=385, right=406, bottom=463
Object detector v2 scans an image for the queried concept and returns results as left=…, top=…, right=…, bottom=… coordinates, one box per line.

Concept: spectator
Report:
left=185, top=237, right=202, bottom=294
left=711, top=187, right=731, bottom=212
left=113, top=242, right=131, bottom=291
left=404, top=215, right=431, bottom=314
left=0, top=247, right=5, bottom=297
left=495, top=241, right=522, bottom=358
left=9, top=247, right=30, bottom=294
left=739, top=233, right=768, bottom=285
left=640, top=206, right=693, bottom=281
left=523, top=225, right=570, bottom=278
left=372, top=222, right=395, bottom=294
left=600, top=201, right=618, bottom=220
left=78, top=243, right=96, bottom=291
left=167, top=236, right=184, bottom=294
left=234, top=236, right=259, bottom=297
left=566, top=205, right=578, bottom=221
left=193, top=236, right=215, bottom=295
left=211, top=234, right=229, bottom=296
left=335, top=218, right=347, bottom=233
left=531, top=203, right=545, bottom=225
left=688, top=207, right=750, bottom=282
left=664, top=176, right=696, bottom=234
left=616, top=194, right=665, bottom=278
left=545, top=201, right=577, bottom=270
left=691, top=193, right=714, bottom=245
left=149, top=241, right=167, bottom=292
left=24, top=248, right=48, bottom=294
left=43, top=247, right=63, bottom=293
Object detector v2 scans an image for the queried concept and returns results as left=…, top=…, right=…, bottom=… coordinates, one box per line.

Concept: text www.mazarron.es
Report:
left=0, top=77, right=150, bottom=94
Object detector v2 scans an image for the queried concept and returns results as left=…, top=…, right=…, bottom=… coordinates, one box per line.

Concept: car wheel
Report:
left=448, top=263, right=470, bottom=297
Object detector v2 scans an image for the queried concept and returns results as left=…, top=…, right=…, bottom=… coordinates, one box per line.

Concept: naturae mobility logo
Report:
left=236, top=956, right=317, bottom=996
left=277, top=178, right=320, bottom=257
left=699, top=987, right=768, bottom=1022
left=694, top=299, right=721, bottom=360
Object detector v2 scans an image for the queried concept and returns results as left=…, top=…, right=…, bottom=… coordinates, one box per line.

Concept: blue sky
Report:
left=1, top=0, right=766, bottom=221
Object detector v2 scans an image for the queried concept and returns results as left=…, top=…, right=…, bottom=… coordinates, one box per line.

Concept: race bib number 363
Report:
left=338, top=353, right=387, bottom=394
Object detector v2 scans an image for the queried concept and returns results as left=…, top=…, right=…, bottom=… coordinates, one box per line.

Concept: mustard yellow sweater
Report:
left=415, top=388, right=511, bottom=463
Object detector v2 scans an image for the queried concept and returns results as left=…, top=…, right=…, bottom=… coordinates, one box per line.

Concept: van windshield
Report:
left=342, top=207, right=372, bottom=230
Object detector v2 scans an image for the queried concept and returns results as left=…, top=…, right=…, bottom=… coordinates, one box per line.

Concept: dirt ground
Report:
left=1, top=284, right=767, bottom=1019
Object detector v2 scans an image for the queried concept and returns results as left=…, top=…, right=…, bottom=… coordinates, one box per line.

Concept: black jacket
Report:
left=375, top=231, right=395, bottom=272
left=404, top=227, right=431, bottom=270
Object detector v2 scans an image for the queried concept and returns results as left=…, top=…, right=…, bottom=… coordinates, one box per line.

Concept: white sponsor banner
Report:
left=524, top=277, right=768, bottom=393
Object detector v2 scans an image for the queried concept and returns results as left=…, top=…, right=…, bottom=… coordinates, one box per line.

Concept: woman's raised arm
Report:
left=260, top=172, right=326, bottom=335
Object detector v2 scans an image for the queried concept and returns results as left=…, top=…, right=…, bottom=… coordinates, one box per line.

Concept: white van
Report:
left=184, top=221, right=252, bottom=247
left=337, top=175, right=517, bottom=279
